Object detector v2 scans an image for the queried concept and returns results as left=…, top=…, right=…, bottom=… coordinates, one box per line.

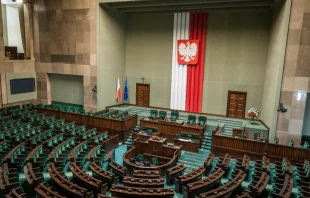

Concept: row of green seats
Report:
left=90, top=145, right=105, bottom=165
left=0, top=140, right=10, bottom=163
left=187, top=115, right=207, bottom=126
left=115, top=111, right=129, bottom=120
left=92, top=132, right=108, bottom=144
left=22, top=103, right=33, bottom=109
left=80, top=128, right=97, bottom=140
left=68, top=141, right=89, bottom=168
left=0, top=119, right=22, bottom=131
left=0, top=116, right=12, bottom=124
left=45, top=133, right=65, bottom=148
left=21, top=111, right=39, bottom=123
left=38, top=116, right=56, bottom=129
left=180, top=132, right=199, bottom=140
left=59, top=122, right=75, bottom=133
left=11, top=108, right=30, bottom=119
left=29, top=145, right=44, bottom=164
left=69, top=125, right=86, bottom=136
left=5, top=142, right=30, bottom=170
left=30, top=129, right=54, bottom=145
left=48, top=119, right=65, bottom=130
left=71, top=141, right=89, bottom=161
left=29, top=114, right=47, bottom=125
left=150, top=109, right=177, bottom=120
left=94, top=109, right=109, bottom=117
left=293, top=160, right=309, bottom=185
left=1, top=123, right=32, bottom=139
left=1, top=105, right=20, bottom=116
left=104, top=110, right=119, bottom=118
left=36, top=103, right=89, bottom=115
left=14, top=126, right=42, bottom=143
left=51, top=137, right=76, bottom=167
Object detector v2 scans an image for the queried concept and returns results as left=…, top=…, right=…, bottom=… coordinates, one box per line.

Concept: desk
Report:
left=140, top=118, right=205, bottom=147
left=174, top=138, right=199, bottom=153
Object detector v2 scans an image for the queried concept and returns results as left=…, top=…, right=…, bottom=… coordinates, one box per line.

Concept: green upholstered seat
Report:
left=141, top=126, right=158, bottom=132
left=187, top=115, right=196, bottom=125
left=150, top=109, right=158, bottom=119
left=159, top=110, right=167, bottom=120
left=198, top=116, right=207, bottom=126
left=136, top=154, right=144, bottom=162
left=288, top=139, right=294, bottom=147
left=151, top=157, right=158, bottom=165
left=171, top=111, right=179, bottom=121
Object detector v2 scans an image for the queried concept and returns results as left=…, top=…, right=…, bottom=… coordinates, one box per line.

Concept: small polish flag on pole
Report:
left=116, top=77, right=121, bottom=101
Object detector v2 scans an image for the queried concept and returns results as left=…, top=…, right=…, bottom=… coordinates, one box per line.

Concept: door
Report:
left=226, top=91, right=247, bottom=118
left=136, top=83, right=150, bottom=107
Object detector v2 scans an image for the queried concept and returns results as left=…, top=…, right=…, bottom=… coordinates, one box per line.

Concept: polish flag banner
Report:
left=177, top=40, right=199, bottom=65
left=116, top=77, right=121, bottom=101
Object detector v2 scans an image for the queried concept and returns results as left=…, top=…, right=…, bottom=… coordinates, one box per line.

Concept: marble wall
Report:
left=33, top=0, right=97, bottom=112
left=277, top=0, right=310, bottom=145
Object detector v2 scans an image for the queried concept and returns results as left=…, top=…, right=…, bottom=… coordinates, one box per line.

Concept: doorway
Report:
left=226, top=91, right=247, bottom=118
left=136, top=83, right=150, bottom=107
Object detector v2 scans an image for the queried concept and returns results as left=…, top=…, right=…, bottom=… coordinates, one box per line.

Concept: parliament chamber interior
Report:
left=0, top=0, right=309, bottom=197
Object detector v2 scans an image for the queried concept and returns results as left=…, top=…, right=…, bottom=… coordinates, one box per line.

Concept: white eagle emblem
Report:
left=178, top=41, right=198, bottom=63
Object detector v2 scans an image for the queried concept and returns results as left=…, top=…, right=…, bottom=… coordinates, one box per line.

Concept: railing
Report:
left=212, top=135, right=310, bottom=163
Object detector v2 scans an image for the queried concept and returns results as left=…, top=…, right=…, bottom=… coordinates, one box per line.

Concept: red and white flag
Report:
left=170, top=12, right=207, bottom=112
left=116, top=77, right=121, bottom=101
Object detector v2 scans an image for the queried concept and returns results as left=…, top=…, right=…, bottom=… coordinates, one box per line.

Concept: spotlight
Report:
left=277, top=103, right=287, bottom=113
left=92, top=86, right=97, bottom=93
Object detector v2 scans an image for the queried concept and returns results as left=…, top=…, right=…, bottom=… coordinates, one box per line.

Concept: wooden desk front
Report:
left=140, top=118, right=205, bottom=146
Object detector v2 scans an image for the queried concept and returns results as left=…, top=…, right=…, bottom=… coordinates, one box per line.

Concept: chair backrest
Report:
left=150, top=110, right=158, bottom=119
left=136, top=154, right=144, bottom=162
left=187, top=115, right=196, bottom=124
left=171, top=111, right=179, bottom=120
left=198, top=116, right=207, bottom=126
left=159, top=111, right=167, bottom=119
left=151, top=157, right=158, bottom=165
left=288, top=139, right=294, bottom=147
